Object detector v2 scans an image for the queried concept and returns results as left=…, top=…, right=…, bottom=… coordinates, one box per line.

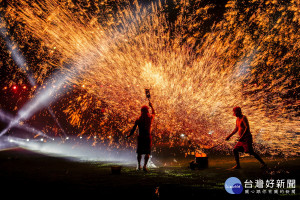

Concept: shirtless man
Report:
left=126, top=102, right=155, bottom=172
left=226, top=106, right=266, bottom=169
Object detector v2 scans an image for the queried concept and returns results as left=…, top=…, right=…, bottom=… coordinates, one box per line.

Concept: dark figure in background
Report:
left=226, top=106, right=266, bottom=169
left=126, top=102, right=155, bottom=172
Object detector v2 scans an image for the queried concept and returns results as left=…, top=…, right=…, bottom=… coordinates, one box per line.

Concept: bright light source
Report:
left=3, top=86, right=7, bottom=90
left=40, top=138, right=44, bottom=142
left=0, top=110, right=53, bottom=139
left=26, top=139, right=29, bottom=141
left=66, top=137, right=69, bottom=140
left=208, top=130, right=214, bottom=135
left=0, top=16, right=67, bottom=139
left=180, top=134, right=185, bottom=138
left=80, top=136, right=82, bottom=139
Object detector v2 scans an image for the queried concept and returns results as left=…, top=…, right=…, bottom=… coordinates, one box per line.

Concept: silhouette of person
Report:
left=126, top=102, right=155, bottom=172
left=225, top=106, right=266, bottom=169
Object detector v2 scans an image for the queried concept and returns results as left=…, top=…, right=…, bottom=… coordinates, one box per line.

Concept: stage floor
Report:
left=0, top=145, right=299, bottom=199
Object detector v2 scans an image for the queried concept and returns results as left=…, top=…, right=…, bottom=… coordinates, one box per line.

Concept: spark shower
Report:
left=0, top=0, right=299, bottom=156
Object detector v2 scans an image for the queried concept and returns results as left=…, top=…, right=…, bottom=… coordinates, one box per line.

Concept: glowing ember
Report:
left=195, top=152, right=207, bottom=158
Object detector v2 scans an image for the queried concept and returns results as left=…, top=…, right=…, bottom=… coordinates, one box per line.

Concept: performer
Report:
left=126, top=102, right=155, bottom=172
left=226, top=106, right=266, bottom=169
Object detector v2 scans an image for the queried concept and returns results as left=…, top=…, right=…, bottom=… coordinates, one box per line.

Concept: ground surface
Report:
left=0, top=146, right=299, bottom=200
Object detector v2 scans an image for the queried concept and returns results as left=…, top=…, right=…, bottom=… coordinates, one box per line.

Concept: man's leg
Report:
left=233, top=148, right=241, bottom=169
left=247, top=142, right=267, bottom=168
left=137, top=154, right=142, bottom=170
left=143, top=154, right=150, bottom=171
left=249, top=150, right=266, bottom=167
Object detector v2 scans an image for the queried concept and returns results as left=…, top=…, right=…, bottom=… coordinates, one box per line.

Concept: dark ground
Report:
left=0, top=146, right=299, bottom=200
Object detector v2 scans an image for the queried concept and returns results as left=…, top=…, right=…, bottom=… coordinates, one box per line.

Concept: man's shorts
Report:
left=137, top=136, right=152, bottom=154
left=234, top=140, right=253, bottom=153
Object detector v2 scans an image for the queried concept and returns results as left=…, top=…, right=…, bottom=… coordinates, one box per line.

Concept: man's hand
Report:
left=149, top=102, right=153, bottom=108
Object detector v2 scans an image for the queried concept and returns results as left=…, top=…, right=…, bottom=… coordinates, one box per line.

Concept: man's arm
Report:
left=126, top=120, right=138, bottom=138
left=149, top=102, right=155, bottom=116
left=226, top=123, right=238, bottom=140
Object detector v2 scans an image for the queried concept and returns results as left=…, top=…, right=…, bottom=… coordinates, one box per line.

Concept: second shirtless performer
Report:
left=226, top=106, right=266, bottom=169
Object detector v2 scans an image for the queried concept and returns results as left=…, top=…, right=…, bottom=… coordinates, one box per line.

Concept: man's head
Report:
left=233, top=106, right=242, bottom=117
left=141, top=105, right=149, bottom=114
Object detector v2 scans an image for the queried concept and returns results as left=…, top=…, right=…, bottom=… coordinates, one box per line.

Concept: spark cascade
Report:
left=1, top=0, right=299, bottom=155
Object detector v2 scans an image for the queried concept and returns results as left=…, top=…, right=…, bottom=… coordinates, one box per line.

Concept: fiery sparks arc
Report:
left=0, top=0, right=299, bottom=156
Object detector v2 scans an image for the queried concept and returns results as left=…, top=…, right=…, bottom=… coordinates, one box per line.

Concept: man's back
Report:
left=137, top=114, right=154, bottom=137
